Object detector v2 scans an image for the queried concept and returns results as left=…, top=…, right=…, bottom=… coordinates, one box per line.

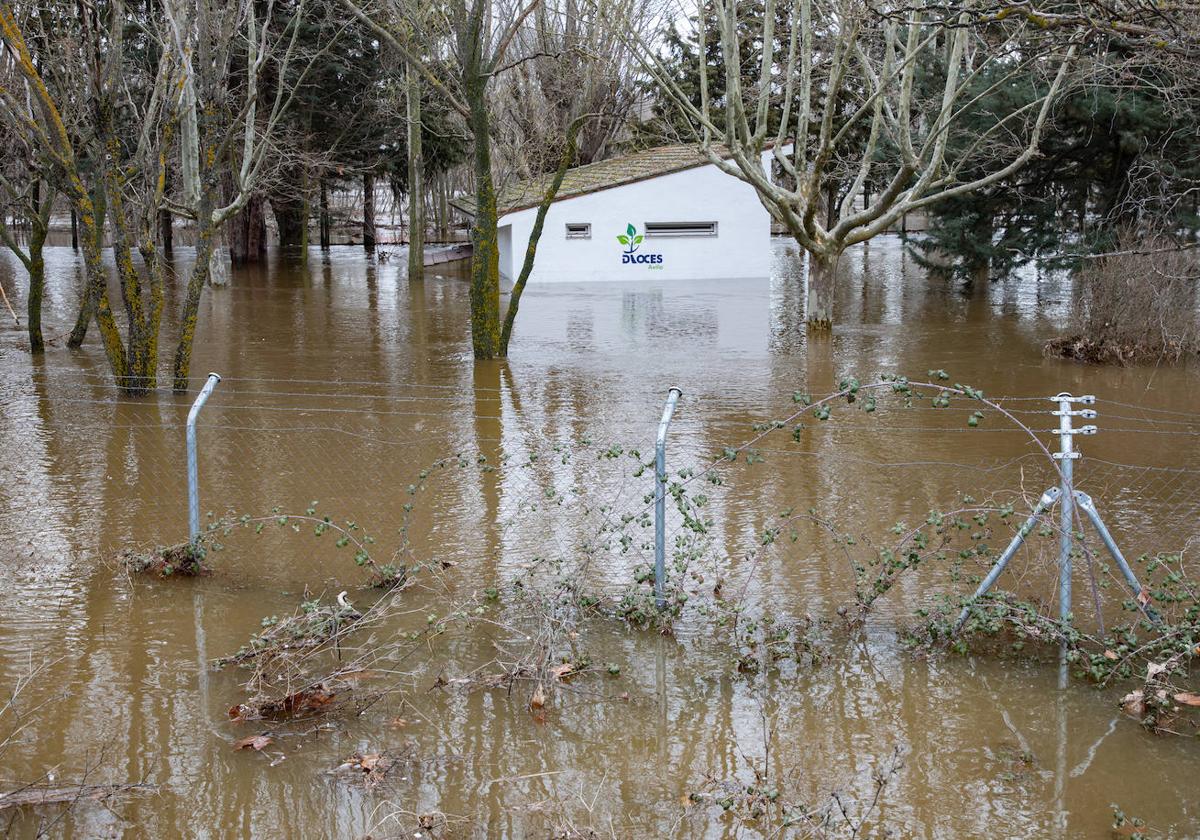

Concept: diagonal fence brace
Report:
left=1073, top=491, right=1161, bottom=624
left=954, top=487, right=1061, bottom=633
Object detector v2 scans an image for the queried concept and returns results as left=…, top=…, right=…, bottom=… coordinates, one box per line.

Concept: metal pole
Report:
left=1073, top=491, right=1161, bottom=624
left=1056, top=393, right=1075, bottom=675
left=187, top=373, right=221, bottom=544
left=1051, top=393, right=1096, bottom=679
left=654, top=387, right=682, bottom=610
left=954, top=487, right=1061, bottom=633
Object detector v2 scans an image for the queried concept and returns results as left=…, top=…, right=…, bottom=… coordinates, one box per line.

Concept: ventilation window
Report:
left=644, top=221, right=718, bottom=237
left=565, top=222, right=591, bottom=239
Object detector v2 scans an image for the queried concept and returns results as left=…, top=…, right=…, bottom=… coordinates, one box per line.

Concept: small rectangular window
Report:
left=644, top=221, right=718, bottom=238
left=565, top=222, right=591, bottom=239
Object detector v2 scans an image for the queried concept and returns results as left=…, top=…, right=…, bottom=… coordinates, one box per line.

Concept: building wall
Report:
left=497, top=223, right=513, bottom=281
left=498, top=158, right=773, bottom=284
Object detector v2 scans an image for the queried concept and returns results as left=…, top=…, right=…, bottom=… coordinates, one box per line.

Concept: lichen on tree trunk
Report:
left=171, top=214, right=219, bottom=392
left=67, top=180, right=106, bottom=350
left=26, top=230, right=46, bottom=355
left=464, top=60, right=501, bottom=359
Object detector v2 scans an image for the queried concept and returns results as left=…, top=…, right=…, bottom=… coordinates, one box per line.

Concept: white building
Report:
left=453, top=145, right=776, bottom=283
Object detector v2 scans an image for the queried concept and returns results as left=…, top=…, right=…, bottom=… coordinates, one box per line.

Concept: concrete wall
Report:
left=498, top=157, right=773, bottom=283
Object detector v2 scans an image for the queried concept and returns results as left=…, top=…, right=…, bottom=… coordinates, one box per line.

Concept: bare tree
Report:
left=490, top=0, right=647, bottom=177
left=0, top=93, right=54, bottom=353
left=0, top=0, right=313, bottom=393
left=341, top=0, right=627, bottom=357
left=629, top=0, right=1077, bottom=328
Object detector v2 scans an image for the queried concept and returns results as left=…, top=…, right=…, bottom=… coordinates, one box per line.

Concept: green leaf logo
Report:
left=617, top=235, right=630, bottom=244
left=633, top=235, right=643, bottom=245
left=626, top=223, right=636, bottom=237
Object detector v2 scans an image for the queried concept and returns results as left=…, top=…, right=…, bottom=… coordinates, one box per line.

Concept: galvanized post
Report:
left=187, top=373, right=221, bottom=544
left=1056, top=393, right=1075, bottom=671
left=655, top=388, right=682, bottom=610
left=1051, top=393, right=1096, bottom=676
left=954, top=486, right=1061, bottom=633
left=1073, top=490, right=1161, bottom=624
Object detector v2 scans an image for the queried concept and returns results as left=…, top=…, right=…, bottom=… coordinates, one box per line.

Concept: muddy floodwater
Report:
left=1, top=239, right=1198, bottom=838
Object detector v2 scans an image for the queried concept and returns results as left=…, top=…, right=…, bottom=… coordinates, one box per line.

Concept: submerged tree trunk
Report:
left=406, top=63, right=423, bottom=280
left=160, top=208, right=173, bottom=254
left=363, top=171, right=376, bottom=252
left=464, top=65, right=501, bottom=359
left=209, top=233, right=230, bottom=286
left=319, top=178, right=330, bottom=250
left=67, top=180, right=109, bottom=350
left=806, top=252, right=836, bottom=330
left=230, top=194, right=267, bottom=264
left=0, top=182, right=52, bottom=354
left=499, top=116, right=587, bottom=355
left=26, top=194, right=48, bottom=354
left=26, top=251, right=45, bottom=353
left=160, top=169, right=173, bottom=255
left=273, top=167, right=310, bottom=255
left=172, top=196, right=219, bottom=392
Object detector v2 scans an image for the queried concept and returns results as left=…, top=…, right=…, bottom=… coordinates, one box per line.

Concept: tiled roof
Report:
left=452, top=145, right=725, bottom=217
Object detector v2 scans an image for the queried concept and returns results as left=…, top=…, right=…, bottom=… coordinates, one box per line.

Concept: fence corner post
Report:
left=187, top=372, right=222, bottom=545
left=655, top=387, right=683, bottom=610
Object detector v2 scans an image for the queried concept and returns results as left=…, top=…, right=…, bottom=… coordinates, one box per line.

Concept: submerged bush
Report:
left=1047, top=234, right=1199, bottom=364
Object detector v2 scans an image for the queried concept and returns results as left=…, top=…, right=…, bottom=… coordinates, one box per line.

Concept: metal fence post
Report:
left=187, top=373, right=222, bottom=544
left=1052, top=392, right=1096, bottom=678
left=655, top=387, right=682, bottom=610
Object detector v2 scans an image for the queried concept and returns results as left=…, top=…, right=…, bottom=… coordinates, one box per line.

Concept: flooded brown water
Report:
left=1, top=239, right=1199, bottom=837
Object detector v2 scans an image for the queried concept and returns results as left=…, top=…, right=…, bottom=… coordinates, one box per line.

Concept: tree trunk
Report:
left=172, top=202, right=219, bottom=392
left=969, top=260, right=989, bottom=286
left=499, top=116, right=586, bottom=355
left=464, top=65, right=501, bottom=359
left=273, top=167, right=309, bottom=254
left=406, top=63, right=424, bottom=280
left=229, top=194, right=267, bottom=264
left=160, top=169, right=173, bottom=255
left=319, top=177, right=330, bottom=250
left=209, top=233, right=230, bottom=287
left=439, top=176, right=450, bottom=241
left=26, top=253, right=45, bottom=354
left=806, top=251, right=836, bottom=329
left=70, top=208, right=78, bottom=250
left=363, top=171, right=377, bottom=252
left=67, top=179, right=110, bottom=351
left=26, top=215, right=47, bottom=355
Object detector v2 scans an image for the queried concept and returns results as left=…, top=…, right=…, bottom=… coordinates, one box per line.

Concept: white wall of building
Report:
left=497, top=155, right=774, bottom=284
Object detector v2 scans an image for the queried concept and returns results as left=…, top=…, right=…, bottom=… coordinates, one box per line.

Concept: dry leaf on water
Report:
left=234, top=734, right=273, bottom=751
left=548, top=663, right=574, bottom=682
left=1173, top=692, right=1200, bottom=707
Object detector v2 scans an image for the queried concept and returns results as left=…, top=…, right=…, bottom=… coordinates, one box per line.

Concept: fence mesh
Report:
left=3, top=367, right=1198, bottom=628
